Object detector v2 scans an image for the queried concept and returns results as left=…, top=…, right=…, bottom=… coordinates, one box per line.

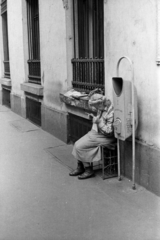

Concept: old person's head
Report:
left=88, top=94, right=111, bottom=110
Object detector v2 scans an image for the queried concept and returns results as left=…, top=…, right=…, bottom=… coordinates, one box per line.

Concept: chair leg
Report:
left=101, top=146, right=105, bottom=180
left=101, top=145, right=118, bottom=180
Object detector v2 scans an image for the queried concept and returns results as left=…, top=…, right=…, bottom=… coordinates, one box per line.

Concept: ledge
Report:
left=60, top=93, right=96, bottom=112
left=0, top=78, right=12, bottom=87
left=21, top=82, right=43, bottom=96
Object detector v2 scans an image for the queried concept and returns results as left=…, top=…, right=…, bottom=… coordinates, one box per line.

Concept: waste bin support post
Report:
left=116, top=56, right=136, bottom=190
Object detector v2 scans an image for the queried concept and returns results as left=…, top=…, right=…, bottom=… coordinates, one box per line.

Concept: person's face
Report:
left=95, top=102, right=105, bottom=111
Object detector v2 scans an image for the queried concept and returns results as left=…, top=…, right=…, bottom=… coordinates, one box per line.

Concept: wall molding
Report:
left=156, top=0, right=160, bottom=65
left=62, top=0, right=68, bottom=10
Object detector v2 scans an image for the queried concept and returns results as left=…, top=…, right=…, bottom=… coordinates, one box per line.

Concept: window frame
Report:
left=72, top=0, right=105, bottom=93
left=1, top=0, right=10, bottom=79
left=26, top=0, right=41, bottom=84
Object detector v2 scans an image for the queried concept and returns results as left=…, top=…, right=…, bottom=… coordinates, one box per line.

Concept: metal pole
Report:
left=117, top=138, right=121, bottom=181
left=116, top=56, right=136, bottom=189
left=131, top=63, right=136, bottom=190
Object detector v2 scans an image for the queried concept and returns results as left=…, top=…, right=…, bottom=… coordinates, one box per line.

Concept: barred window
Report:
left=26, top=0, right=41, bottom=84
left=1, top=0, right=10, bottom=78
left=72, top=0, right=104, bottom=93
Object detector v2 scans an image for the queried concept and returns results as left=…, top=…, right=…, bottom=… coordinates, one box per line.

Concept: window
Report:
left=26, top=0, right=41, bottom=84
left=1, top=0, right=10, bottom=78
left=72, top=0, right=104, bottom=93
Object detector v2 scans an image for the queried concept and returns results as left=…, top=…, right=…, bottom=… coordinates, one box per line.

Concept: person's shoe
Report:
left=69, top=161, right=85, bottom=176
left=78, top=168, right=95, bottom=180
left=69, top=168, right=85, bottom=176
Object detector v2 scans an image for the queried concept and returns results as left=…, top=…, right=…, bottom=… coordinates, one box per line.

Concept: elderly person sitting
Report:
left=69, top=93, right=116, bottom=179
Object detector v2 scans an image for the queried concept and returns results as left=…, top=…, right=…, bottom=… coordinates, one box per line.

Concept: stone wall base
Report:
left=120, top=140, right=160, bottom=196
left=41, top=104, right=68, bottom=143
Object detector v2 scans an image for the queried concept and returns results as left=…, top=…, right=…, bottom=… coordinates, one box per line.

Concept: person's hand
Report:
left=88, top=113, right=94, bottom=120
left=92, top=116, right=100, bottom=124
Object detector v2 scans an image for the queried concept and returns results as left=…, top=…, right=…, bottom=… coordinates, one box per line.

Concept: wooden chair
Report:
left=91, top=142, right=118, bottom=180
left=101, top=142, right=118, bottom=180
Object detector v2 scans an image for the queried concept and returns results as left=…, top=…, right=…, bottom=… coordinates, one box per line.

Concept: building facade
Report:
left=0, top=0, right=160, bottom=196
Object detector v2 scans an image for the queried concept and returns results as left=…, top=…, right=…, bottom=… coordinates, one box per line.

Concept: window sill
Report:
left=0, top=77, right=12, bottom=87
left=21, top=83, right=43, bottom=96
left=60, top=93, right=88, bottom=110
left=60, top=93, right=96, bottom=112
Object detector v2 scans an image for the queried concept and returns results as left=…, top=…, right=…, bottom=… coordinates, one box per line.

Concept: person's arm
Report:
left=88, top=110, right=101, bottom=123
left=97, top=106, right=114, bottom=135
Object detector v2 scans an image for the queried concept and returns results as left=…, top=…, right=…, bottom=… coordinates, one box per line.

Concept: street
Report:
left=0, top=105, right=160, bottom=240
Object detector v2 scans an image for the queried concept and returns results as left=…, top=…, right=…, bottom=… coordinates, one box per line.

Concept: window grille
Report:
left=69, top=113, right=92, bottom=143
left=1, top=0, right=10, bottom=78
left=2, top=87, right=11, bottom=108
left=72, top=0, right=104, bottom=93
left=26, top=96, right=41, bottom=126
left=1, top=0, right=7, bottom=14
left=26, top=0, right=41, bottom=84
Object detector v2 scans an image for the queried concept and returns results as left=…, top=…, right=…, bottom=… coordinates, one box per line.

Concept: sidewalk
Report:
left=0, top=105, right=160, bottom=240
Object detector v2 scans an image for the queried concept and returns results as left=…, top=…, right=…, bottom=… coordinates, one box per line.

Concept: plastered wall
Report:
left=0, top=13, right=2, bottom=85
left=2, top=0, right=160, bottom=150
left=104, top=0, right=160, bottom=149
left=7, top=0, right=25, bottom=96
left=39, top=0, right=67, bottom=111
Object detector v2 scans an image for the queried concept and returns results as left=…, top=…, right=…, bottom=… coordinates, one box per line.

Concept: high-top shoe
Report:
left=78, top=166, right=95, bottom=179
left=69, top=161, right=85, bottom=176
